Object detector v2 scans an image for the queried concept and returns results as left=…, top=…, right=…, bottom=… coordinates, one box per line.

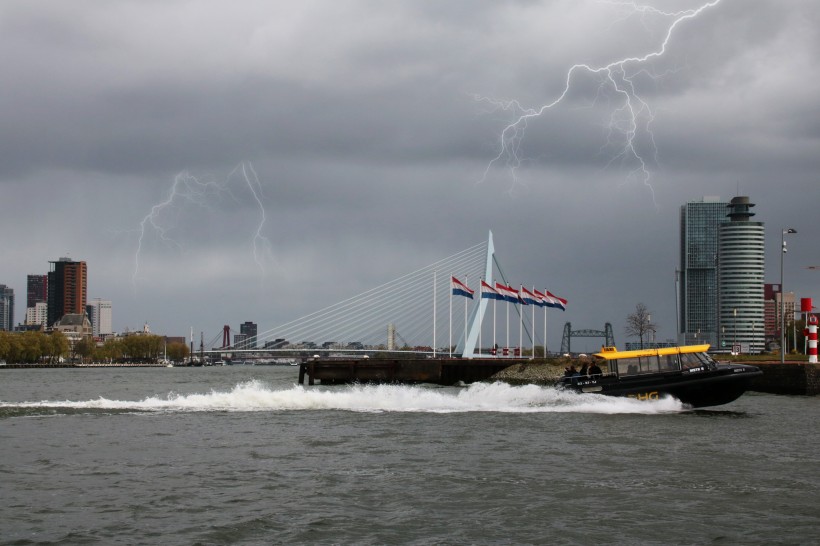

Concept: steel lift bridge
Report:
left=559, top=322, right=615, bottom=355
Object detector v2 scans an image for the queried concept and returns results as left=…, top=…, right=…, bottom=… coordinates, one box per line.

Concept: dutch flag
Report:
left=546, top=290, right=568, bottom=311
left=495, top=282, right=519, bottom=303
left=480, top=280, right=502, bottom=300
left=451, top=276, right=474, bottom=299
left=520, top=286, right=542, bottom=307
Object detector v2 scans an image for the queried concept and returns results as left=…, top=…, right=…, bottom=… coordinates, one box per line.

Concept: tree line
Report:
left=0, top=331, right=190, bottom=364
left=0, top=331, right=69, bottom=363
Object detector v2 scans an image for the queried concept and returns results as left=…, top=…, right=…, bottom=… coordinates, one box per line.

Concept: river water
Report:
left=1, top=366, right=817, bottom=545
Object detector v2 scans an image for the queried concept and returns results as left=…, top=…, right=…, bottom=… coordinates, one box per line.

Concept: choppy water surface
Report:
left=1, top=367, right=817, bottom=545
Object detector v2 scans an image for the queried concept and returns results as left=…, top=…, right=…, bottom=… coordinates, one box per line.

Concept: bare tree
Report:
left=625, top=303, right=658, bottom=349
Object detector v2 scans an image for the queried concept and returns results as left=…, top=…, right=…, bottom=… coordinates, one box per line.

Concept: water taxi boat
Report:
left=557, top=344, right=762, bottom=408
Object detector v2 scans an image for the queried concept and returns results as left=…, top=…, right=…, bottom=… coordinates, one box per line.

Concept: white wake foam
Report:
left=1, top=380, right=685, bottom=414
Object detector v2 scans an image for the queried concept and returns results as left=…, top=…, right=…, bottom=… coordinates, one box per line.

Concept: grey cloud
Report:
left=0, top=0, right=817, bottom=345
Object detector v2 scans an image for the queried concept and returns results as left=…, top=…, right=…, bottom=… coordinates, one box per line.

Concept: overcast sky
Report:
left=1, top=0, right=818, bottom=351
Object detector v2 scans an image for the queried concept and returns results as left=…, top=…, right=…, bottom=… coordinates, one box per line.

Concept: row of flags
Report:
left=450, top=276, right=567, bottom=311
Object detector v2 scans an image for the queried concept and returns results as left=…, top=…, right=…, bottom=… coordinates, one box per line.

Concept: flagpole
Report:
left=519, top=293, right=523, bottom=357
left=506, top=294, right=510, bottom=356
left=518, top=285, right=522, bottom=356
left=464, top=275, right=468, bottom=356
left=449, top=274, right=452, bottom=358
left=531, top=286, right=535, bottom=359
left=479, top=279, right=483, bottom=356
left=493, top=279, right=497, bottom=357
left=433, top=270, right=436, bottom=358
left=544, top=288, right=548, bottom=356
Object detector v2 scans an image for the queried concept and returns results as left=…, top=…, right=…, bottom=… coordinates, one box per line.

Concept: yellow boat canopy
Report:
left=594, top=344, right=711, bottom=361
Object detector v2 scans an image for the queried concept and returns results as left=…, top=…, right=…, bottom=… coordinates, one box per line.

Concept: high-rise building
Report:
left=240, top=321, right=258, bottom=349
left=0, top=284, right=14, bottom=331
left=717, top=196, right=765, bottom=353
left=47, top=258, right=87, bottom=327
left=25, top=302, right=48, bottom=327
left=679, top=196, right=728, bottom=346
left=233, top=333, right=249, bottom=350
left=27, top=274, right=48, bottom=308
left=86, top=298, right=113, bottom=338
left=763, top=284, right=794, bottom=348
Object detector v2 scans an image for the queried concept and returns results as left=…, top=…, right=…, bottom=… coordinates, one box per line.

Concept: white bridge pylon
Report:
left=462, top=231, right=494, bottom=358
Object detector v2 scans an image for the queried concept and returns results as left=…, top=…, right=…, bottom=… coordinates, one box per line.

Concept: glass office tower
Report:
left=679, top=197, right=728, bottom=346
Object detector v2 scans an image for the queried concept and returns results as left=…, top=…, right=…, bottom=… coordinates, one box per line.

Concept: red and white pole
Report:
left=808, top=315, right=818, bottom=364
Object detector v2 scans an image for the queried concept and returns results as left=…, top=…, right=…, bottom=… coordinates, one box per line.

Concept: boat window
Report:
left=615, top=354, right=685, bottom=376
left=616, top=356, right=658, bottom=376
left=693, top=351, right=717, bottom=369
left=679, top=352, right=703, bottom=369
left=702, top=352, right=718, bottom=365
left=659, top=354, right=680, bottom=372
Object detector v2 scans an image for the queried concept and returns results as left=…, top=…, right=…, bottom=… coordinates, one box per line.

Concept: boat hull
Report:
left=559, top=363, right=762, bottom=408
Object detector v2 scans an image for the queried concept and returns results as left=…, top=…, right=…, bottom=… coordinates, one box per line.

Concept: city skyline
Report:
left=2, top=209, right=814, bottom=349
left=0, top=1, right=818, bottom=350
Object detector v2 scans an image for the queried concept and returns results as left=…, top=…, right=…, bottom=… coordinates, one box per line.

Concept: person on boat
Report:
left=564, top=365, right=578, bottom=377
left=579, top=363, right=589, bottom=376
left=588, top=362, right=603, bottom=376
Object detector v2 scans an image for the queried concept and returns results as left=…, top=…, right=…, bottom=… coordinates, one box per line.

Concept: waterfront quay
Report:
left=750, top=361, right=820, bottom=395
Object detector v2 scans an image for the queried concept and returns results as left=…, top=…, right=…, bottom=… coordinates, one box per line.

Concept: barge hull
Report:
left=298, top=358, right=519, bottom=386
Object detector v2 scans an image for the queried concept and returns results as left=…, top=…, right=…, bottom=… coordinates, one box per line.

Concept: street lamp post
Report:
left=733, top=308, right=737, bottom=353
left=674, top=269, right=680, bottom=344
left=752, top=322, right=756, bottom=354
left=781, top=228, right=797, bottom=364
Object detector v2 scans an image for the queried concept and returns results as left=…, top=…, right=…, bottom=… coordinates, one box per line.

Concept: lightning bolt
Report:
left=231, top=161, right=272, bottom=276
left=132, top=161, right=271, bottom=289
left=479, top=0, right=722, bottom=203
left=133, top=171, right=222, bottom=288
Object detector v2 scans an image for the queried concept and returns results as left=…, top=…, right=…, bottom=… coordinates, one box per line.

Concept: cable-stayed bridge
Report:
left=205, top=232, right=565, bottom=360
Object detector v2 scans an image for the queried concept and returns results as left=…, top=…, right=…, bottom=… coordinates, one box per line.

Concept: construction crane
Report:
left=394, top=328, right=411, bottom=349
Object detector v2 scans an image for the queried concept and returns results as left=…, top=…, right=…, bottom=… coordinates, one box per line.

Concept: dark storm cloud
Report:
left=0, top=0, right=817, bottom=343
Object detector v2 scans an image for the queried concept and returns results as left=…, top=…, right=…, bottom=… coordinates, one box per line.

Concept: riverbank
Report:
left=0, top=363, right=170, bottom=368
